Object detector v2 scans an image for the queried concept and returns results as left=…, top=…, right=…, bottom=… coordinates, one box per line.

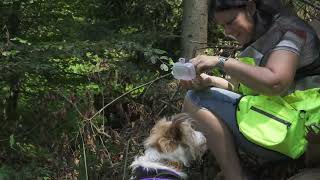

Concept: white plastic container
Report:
left=172, top=58, right=196, bottom=80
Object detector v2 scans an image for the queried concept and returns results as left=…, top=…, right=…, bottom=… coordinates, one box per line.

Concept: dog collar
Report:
left=131, top=166, right=182, bottom=180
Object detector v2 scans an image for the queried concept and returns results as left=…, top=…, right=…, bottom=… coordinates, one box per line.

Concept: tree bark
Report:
left=181, top=0, right=208, bottom=59
left=5, top=1, right=21, bottom=121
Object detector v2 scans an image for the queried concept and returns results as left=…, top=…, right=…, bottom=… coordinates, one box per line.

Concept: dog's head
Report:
left=144, top=113, right=207, bottom=165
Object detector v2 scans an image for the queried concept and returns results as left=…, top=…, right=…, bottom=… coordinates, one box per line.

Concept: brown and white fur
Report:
left=130, top=113, right=207, bottom=179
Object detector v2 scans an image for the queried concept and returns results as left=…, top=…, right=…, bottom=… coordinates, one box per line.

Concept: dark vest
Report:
left=239, top=13, right=320, bottom=92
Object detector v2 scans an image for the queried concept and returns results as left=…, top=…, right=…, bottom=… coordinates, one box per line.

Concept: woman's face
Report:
left=214, top=7, right=255, bottom=45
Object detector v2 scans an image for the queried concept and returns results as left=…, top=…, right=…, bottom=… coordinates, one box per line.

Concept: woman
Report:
left=181, top=0, right=320, bottom=180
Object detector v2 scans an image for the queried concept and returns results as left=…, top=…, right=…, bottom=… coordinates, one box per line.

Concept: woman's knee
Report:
left=183, top=90, right=225, bottom=122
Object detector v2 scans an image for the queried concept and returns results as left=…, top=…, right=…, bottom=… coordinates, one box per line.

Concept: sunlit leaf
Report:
left=160, top=56, right=168, bottom=60
left=160, top=64, right=169, bottom=71
left=150, top=56, right=157, bottom=64
left=9, top=134, right=15, bottom=148
left=154, top=49, right=166, bottom=55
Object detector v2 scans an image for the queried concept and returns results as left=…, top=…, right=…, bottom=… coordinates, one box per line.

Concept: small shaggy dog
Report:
left=130, top=113, right=207, bottom=180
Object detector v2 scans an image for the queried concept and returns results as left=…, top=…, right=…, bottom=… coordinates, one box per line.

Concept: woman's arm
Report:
left=204, top=74, right=238, bottom=91
left=180, top=73, right=238, bottom=91
left=224, top=50, right=299, bottom=95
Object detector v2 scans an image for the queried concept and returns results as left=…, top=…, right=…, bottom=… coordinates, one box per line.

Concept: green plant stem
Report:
left=80, top=131, right=89, bottom=180
left=122, top=139, right=130, bottom=180
left=89, top=73, right=171, bottom=121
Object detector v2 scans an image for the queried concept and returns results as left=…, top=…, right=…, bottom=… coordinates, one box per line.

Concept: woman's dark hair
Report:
left=211, top=0, right=248, bottom=12
left=208, top=0, right=285, bottom=46
left=208, top=0, right=284, bottom=19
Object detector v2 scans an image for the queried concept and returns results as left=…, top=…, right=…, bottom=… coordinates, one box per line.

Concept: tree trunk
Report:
left=181, top=1, right=218, bottom=179
left=6, top=77, right=20, bottom=121
left=5, top=1, right=21, bottom=121
left=181, top=0, right=208, bottom=59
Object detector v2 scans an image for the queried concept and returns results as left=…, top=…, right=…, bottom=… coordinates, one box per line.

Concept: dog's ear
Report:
left=169, top=113, right=194, bottom=141
left=170, top=113, right=193, bottom=139
left=158, top=114, right=190, bottom=152
left=169, top=117, right=184, bottom=140
left=144, top=114, right=192, bottom=153
left=157, top=115, right=187, bottom=153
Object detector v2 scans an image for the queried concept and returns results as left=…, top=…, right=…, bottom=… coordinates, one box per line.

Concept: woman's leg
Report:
left=183, top=97, right=245, bottom=180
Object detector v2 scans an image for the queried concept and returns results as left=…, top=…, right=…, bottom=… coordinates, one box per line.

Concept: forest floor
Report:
left=103, top=80, right=318, bottom=180
left=1, top=79, right=318, bottom=180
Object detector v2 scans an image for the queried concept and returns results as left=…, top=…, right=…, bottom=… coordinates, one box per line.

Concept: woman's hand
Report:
left=180, top=73, right=215, bottom=90
left=190, top=55, right=219, bottom=74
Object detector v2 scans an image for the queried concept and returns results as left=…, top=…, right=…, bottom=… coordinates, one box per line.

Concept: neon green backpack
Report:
left=284, top=88, right=320, bottom=134
left=236, top=57, right=320, bottom=159
left=237, top=95, right=307, bottom=159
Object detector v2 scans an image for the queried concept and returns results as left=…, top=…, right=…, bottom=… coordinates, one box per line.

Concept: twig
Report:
left=194, top=45, right=240, bottom=51
left=90, top=121, right=111, bottom=138
left=298, top=0, right=320, bottom=11
left=54, top=90, right=88, bottom=120
left=190, top=40, right=240, bottom=47
left=4, top=25, right=10, bottom=48
left=98, top=135, right=113, bottom=167
left=157, top=85, right=181, bottom=116
left=159, top=99, right=181, bottom=111
left=141, top=81, right=155, bottom=102
left=87, top=121, right=113, bottom=166
left=97, top=72, right=106, bottom=134
left=141, top=74, right=162, bottom=102
left=122, top=139, right=130, bottom=180
left=89, top=73, right=171, bottom=121
left=0, top=122, right=41, bottom=142
left=80, top=130, right=89, bottom=180
left=159, top=34, right=182, bottom=39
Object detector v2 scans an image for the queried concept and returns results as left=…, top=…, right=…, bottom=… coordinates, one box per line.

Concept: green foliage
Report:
left=0, top=0, right=183, bottom=178
left=0, top=164, right=53, bottom=180
left=1, top=0, right=315, bottom=178
left=0, top=166, right=15, bottom=180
